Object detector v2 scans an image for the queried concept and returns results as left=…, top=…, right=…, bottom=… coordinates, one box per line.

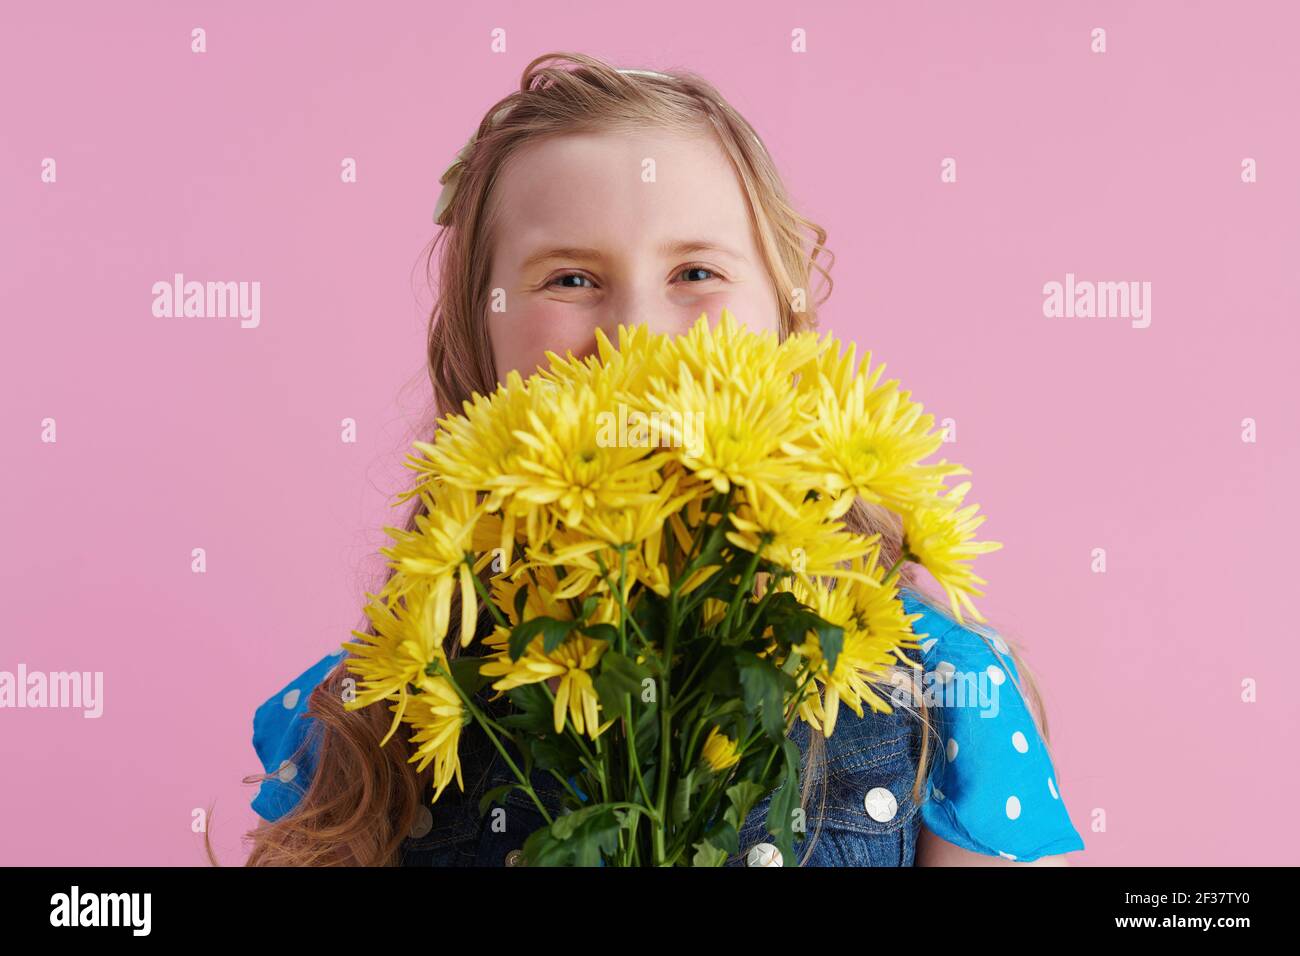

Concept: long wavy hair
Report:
left=225, top=51, right=1053, bottom=867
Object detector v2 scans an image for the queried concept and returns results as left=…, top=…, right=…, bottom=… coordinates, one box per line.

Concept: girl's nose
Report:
left=597, top=295, right=702, bottom=339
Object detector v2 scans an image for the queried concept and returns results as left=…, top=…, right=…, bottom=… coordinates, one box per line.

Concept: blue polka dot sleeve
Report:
left=899, top=590, right=1086, bottom=862
left=249, top=650, right=343, bottom=822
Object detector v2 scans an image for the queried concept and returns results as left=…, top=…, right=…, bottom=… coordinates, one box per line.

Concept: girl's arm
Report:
left=917, top=823, right=1072, bottom=866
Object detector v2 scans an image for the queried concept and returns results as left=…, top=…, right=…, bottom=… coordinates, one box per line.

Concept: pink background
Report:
left=2, top=0, right=1296, bottom=866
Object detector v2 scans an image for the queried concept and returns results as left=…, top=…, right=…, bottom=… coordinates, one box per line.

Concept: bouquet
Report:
left=342, top=310, right=1001, bottom=866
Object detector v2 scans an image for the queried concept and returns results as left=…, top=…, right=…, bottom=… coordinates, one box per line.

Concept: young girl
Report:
left=237, top=52, right=1084, bottom=867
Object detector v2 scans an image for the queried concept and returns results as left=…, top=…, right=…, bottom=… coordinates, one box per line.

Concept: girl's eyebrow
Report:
left=520, top=239, right=746, bottom=271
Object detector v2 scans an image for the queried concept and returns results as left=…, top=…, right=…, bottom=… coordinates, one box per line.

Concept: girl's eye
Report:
left=546, top=264, right=723, bottom=290
left=677, top=264, right=720, bottom=283
left=549, top=272, right=596, bottom=290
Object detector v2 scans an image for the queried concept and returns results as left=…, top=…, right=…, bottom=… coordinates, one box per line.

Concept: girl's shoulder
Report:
left=898, top=588, right=1086, bottom=861
left=249, top=649, right=344, bottom=822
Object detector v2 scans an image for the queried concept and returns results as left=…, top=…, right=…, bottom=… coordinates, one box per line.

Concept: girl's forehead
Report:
left=489, top=129, right=758, bottom=263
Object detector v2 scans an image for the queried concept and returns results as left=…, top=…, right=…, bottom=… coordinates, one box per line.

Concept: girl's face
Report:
left=483, top=128, right=781, bottom=380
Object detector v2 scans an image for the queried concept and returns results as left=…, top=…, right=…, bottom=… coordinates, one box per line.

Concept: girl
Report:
left=236, top=52, right=1084, bottom=867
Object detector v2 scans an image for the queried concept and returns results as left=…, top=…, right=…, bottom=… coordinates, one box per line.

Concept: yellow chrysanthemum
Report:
left=399, top=671, right=468, bottom=802
left=785, top=559, right=924, bottom=738
left=806, top=364, right=970, bottom=519
left=341, top=584, right=446, bottom=746
left=541, top=322, right=671, bottom=398
left=661, top=308, right=823, bottom=386
left=407, top=370, right=537, bottom=512
left=510, top=373, right=669, bottom=534
left=479, top=626, right=616, bottom=739
left=726, top=486, right=881, bottom=587
left=646, top=366, right=813, bottom=509
left=489, top=563, right=622, bottom=634
left=700, top=726, right=742, bottom=771
left=377, top=482, right=489, bottom=648
left=901, top=480, right=1003, bottom=625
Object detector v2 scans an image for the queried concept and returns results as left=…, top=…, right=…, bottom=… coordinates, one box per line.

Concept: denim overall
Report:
left=398, top=680, right=924, bottom=867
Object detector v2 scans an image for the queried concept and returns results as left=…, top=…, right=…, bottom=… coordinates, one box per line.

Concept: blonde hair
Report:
left=228, top=51, right=1053, bottom=868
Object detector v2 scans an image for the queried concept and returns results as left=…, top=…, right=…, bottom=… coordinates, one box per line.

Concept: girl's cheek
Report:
left=688, top=287, right=780, bottom=334
left=492, top=300, right=602, bottom=376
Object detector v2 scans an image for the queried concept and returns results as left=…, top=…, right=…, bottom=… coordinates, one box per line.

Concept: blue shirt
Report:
left=250, top=587, right=1084, bottom=865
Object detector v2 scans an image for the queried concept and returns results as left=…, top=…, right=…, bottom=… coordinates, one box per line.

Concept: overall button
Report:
left=504, top=849, right=525, bottom=867
left=745, top=843, right=783, bottom=867
left=863, top=786, right=898, bottom=822
left=409, top=805, right=433, bottom=839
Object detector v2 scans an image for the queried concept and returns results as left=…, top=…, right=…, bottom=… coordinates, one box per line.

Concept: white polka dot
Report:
left=282, top=688, right=301, bottom=709
left=409, top=805, right=433, bottom=839
left=933, top=787, right=945, bottom=802
left=934, top=660, right=956, bottom=684
left=1011, top=731, right=1029, bottom=753
left=946, top=738, right=959, bottom=762
left=1006, top=795, right=1021, bottom=820
left=275, top=760, right=298, bottom=783
left=997, top=850, right=1017, bottom=860
left=1048, top=777, right=1059, bottom=800
left=992, top=635, right=1010, bottom=655
left=986, top=665, right=1006, bottom=686
left=921, top=638, right=938, bottom=655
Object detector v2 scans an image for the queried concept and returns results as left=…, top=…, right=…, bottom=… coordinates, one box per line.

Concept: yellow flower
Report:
left=574, top=468, right=702, bottom=549
left=805, top=362, right=969, bottom=518
left=662, top=308, right=822, bottom=385
left=700, top=726, right=741, bottom=771
left=377, top=482, right=489, bottom=648
left=400, top=671, right=467, bottom=802
left=342, top=585, right=446, bottom=746
left=646, top=360, right=811, bottom=507
left=479, top=626, right=616, bottom=739
left=511, top=372, right=669, bottom=533
left=407, top=370, right=537, bottom=513
left=785, top=561, right=923, bottom=738
left=726, top=486, right=881, bottom=587
left=902, top=481, right=1003, bottom=625
left=542, top=322, right=670, bottom=398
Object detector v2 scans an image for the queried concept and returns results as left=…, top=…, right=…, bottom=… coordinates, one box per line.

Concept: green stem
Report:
left=429, top=660, right=552, bottom=825
left=465, top=555, right=509, bottom=628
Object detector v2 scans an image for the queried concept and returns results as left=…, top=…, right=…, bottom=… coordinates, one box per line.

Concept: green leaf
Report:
left=527, top=732, right=583, bottom=777
left=579, top=622, right=620, bottom=644
left=446, top=656, right=490, bottom=696
left=631, top=593, right=668, bottom=646
left=735, top=651, right=795, bottom=741
left=521, top=804, right=623, bottom=867
left=592, top=650, right=649, bottom=725
left=509, top=615, right=572, bottom=661
left=671, top=769, right=699, bottom=826
left=760, top=592, right=846, bottom=674
left=692, top=839, right=729, bottom=867
left=765, top=738, right=804, bottom=864
left=724, top=779, right=767, bottom=831
left=698, top=820, right=739, bottom=857
left=477, top=783, right=517, bottom=818
left=500, top=682, right=556, bottom=734
left=814, top=620, right=845, bottom=675
left=698, top=647, right=741, bottom=699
